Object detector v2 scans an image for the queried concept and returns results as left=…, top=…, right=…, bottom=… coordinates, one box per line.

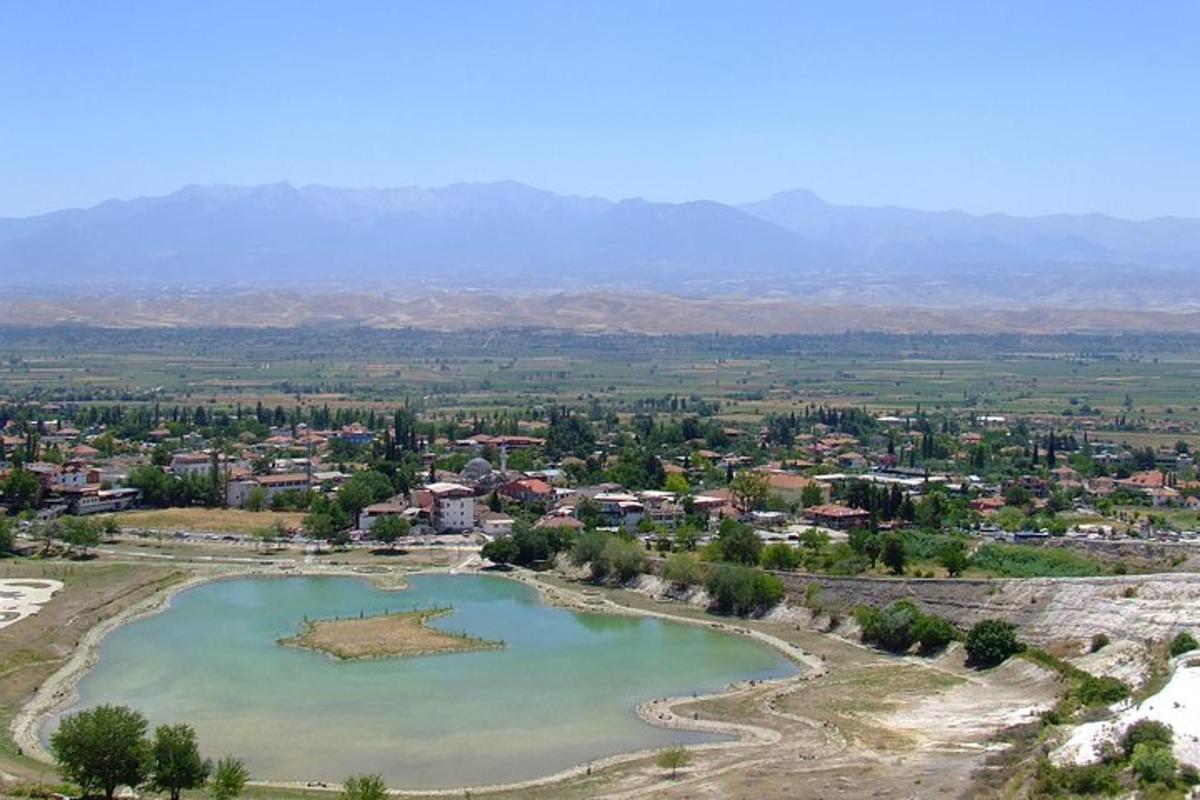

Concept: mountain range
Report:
left=4, top=181, right=1200, bottom=308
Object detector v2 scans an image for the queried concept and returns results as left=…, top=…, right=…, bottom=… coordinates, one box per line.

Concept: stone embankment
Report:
left=644, top=559, right=1200, bottom=644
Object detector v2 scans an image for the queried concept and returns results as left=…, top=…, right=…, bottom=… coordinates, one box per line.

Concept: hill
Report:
left=4, top=182, right=1200, bottom=308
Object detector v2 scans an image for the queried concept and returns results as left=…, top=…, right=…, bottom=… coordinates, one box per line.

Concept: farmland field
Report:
left=3, top=328, right=1200, bottom=445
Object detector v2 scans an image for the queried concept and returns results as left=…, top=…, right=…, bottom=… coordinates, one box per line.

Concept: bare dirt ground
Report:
left=0, top=559, right=184, bottom=779
left=7, top=290, right=1200, bottom=335
left=114, top=508, right=306, bottom=535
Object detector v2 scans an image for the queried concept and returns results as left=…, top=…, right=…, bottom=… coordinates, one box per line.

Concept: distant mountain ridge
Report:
left=3, top=181, right=1199, bottom=307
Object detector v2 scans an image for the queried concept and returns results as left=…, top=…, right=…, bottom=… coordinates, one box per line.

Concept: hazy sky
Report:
left=3, top=1, right=1198, bottom=219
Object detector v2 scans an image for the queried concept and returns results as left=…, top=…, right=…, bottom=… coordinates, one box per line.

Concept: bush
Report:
left=881, top=533, right=907, bottom=575
left=964, top=619, right=1024, bottom=668
left=705, top=564, right=783, bottom=617
left=1121, top=719, right=1174, bottom=757
left=1130, top=741, right=1177, bottom=785
left=1169, top=630, right=1198, bottom=657
left=856, top=600, right=957, bottom=656
left=760, top=542, right=802, bottom=571
left=713, top=519, right=762, bottom=566
left=662, top=552, right=706, bottom=588
left=914, top=614, right=957, bottom=653
left=480, top=537, right=519, bottom=567
left=1074, top=675, right=1130, bottom=707
left=859, top=600, right=921, bottom=653
left=970, top=543, right=1102, bottom=577
left=571, top=530, right=609, bottom=568
left=1090, top=633, right=1110, bottom=653
left=1034, top=759, right=1122, bottom=796
left=600, top=537, right=646, bottom=582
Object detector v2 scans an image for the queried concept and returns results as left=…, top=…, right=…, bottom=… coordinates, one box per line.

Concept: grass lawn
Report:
left=111, top=508, right=305, bottom=535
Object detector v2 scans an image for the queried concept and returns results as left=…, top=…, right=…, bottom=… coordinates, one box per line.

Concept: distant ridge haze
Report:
left=3, top=181, right=1200, bottom=308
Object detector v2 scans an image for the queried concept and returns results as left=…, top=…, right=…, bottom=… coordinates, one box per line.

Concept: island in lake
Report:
left=280, top=607, right=502, bottom=660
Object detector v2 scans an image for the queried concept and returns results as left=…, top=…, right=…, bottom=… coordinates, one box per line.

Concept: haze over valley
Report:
left=5, top=181, right=1200, bottom=314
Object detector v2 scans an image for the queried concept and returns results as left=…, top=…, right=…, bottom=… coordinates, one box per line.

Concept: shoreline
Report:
left=10, top=561, right=820, bottom=796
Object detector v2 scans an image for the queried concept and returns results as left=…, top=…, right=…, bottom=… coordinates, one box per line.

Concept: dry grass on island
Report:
left=279, top=609, right=502, bottom=660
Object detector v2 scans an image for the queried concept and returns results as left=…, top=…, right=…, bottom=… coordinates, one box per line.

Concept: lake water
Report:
left=45, top=574, right=796, bottom=789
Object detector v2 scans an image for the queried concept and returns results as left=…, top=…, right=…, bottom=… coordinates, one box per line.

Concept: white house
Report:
left=423, top=482, right=475, bottom=532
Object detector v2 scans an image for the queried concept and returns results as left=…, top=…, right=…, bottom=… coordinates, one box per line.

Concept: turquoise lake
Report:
left=45, top=574, right=797, bottom=789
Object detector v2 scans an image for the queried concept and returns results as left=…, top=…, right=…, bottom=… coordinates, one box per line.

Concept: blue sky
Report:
left=2, top=1, right=1197, bottom=218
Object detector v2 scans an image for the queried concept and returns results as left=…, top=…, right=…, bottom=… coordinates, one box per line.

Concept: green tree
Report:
left=481, top=536, right=519, bottom=566
left=1, top=466, right=42, bottom=512
left=964, top=619, right=1024, bottom=668
left=672, top=523, right=700, bottom=552
left=50, top=705, right=151, bottom=800
left=0, top=517, right=15, bottom=555
left=937, top=539, right=969, bottom=577
left=858, top=599, right=922, bottom=653
left=244, top=485, right=267, bottom=512
left=848, top=527, right=883, bottom=569
left=589, top=536, right=645, bottom=582
left=656, top=745, right=690, bottom=779
left=714, top=518, right=762, bottom=566
left=729, top=470, right=769, bottom=512
left=994, top=506, right=1027, bottom=533
left=663, top=552, right=705, bottom=587
left=663, top=472, right=689, bottom=495
left=208, top=757, right=249, bottom=800
left=799, top=528, right=829, bottom=553
left=370, top=515, right=410, bottom=549
left=304, top=495, right=351, bottom=538
left=336, top=470, right=395, bottom=518
left=881, top=533, right=907, bottom=575
left=705, top=564, right=783, bottom=616
left=760, top=542, right=801, bottom=571
left=60, top=517, right=101, bottom=556
left=800, top=482, right=825, bottom=508
left=342, top=773, right=388, bottom=800
left=150, top=724, right=211, bottom=800
left=914, top=614, right=957, bottom=653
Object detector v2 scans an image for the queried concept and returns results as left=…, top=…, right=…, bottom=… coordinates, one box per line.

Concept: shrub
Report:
left=964, top=619, right=1024, bottom=668
left=1169, top=631, right=1198, bottom=657
left=1034, top=759, right=1122, bottom=796
left=1130, top=741, right=1177, bottom=785
left=1074, top=675, right=1130, bottom=707
left=914, top=614, right=957, bottom=653
left=571, top=530, right=609, bottom=568
left=1090, top=633, right=1110, bottom=653
left=970, top=543, right=1102, bottom=578
left=760, top=542, right=802, bottom=571
left=803, top=583, right=824, bottom=613
left=604, top=537, right=646, bottom=582
left=480, top=537, right=519, bottom=567
left=857, top=600, right=957, bottom=656
left=881, top=533, right=907, bottom=575
left=1121, top=719, right=1174, bottom=757
left=713, top=518, right=762, bottom=566
left=705, top=564, right=783, bottom=617
left=860, top=599, right=922, bottom=653
left=662, top=552, right=705, bottom=588
left=342, top=773, right=388, bottom=800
